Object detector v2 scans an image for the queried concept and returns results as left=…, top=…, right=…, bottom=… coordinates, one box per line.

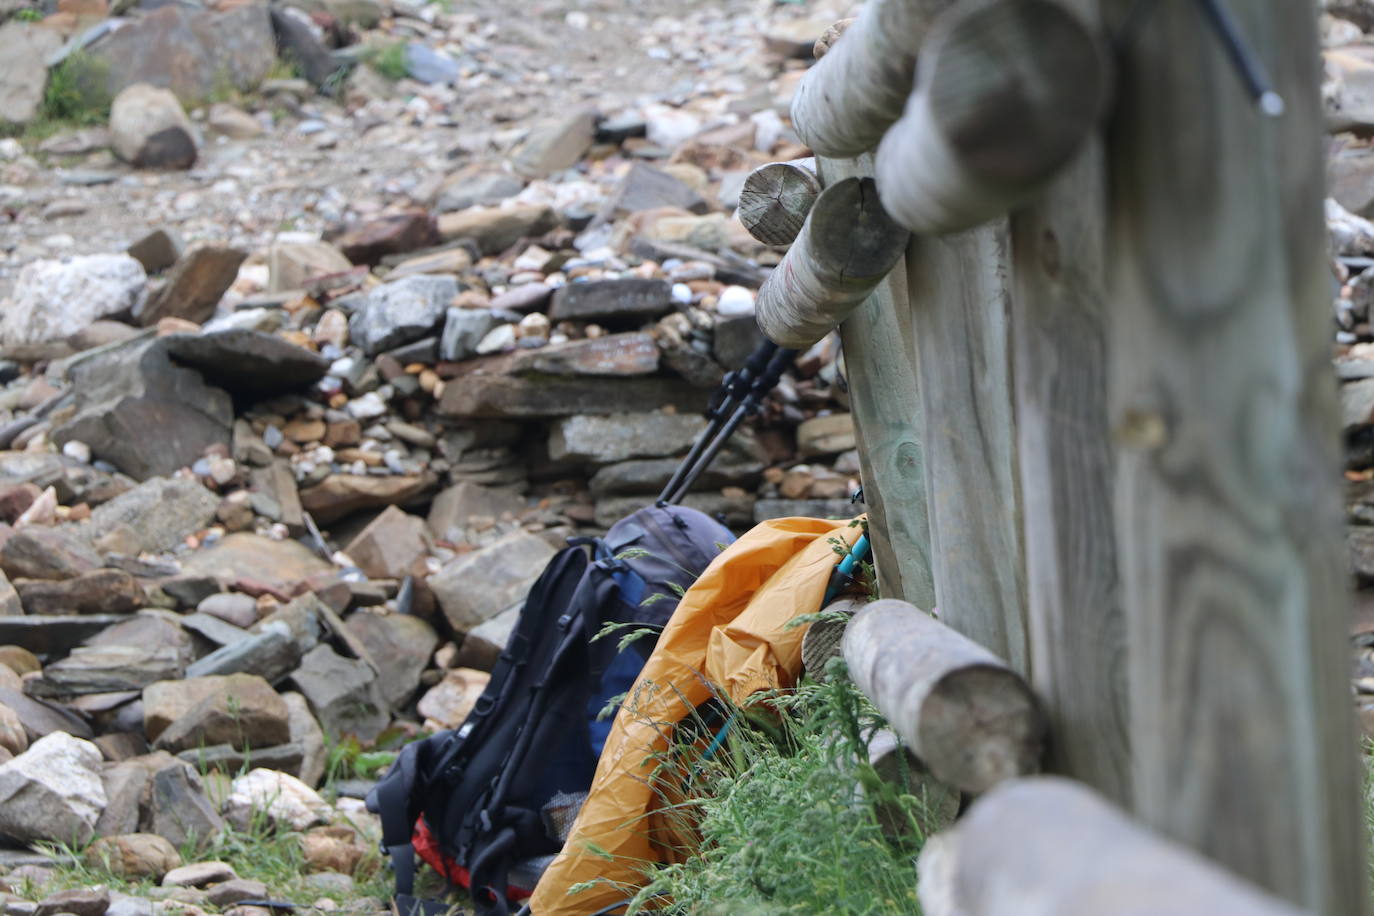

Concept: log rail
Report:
left=741, top=0, right=1369, bottom=912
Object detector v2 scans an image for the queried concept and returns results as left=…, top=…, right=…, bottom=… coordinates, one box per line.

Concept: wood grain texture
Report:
left=738, top=159, right=821, bottom=248
left=790, top=0, right=952, bottom=158
left=754, top=176, right=909, bottom=349
left=843, top=599, right=1045, bottom=793
left=906, top=222, right=1029, bottom=674
left=1008, top=0, right=1129, bottom=805
left=874, top=0, right=1109, bottom=235
left=1103, top=0, right=1367, bottom=909
left=917, top=777, right=1306, bottom=916
left=822, top=154, right=936, bottom=608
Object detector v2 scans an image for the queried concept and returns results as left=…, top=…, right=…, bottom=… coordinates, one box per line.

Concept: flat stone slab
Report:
left=0, top=615, right=133, bottom=655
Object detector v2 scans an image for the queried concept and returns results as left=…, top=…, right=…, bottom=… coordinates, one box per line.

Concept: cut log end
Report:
left=813, top=18, right=855, bottom=60
left=875, top=0, right=1110, bottom=235
left=843, top=599, right=1045, bottom=794
left=738, top=160, right=822, bottom=248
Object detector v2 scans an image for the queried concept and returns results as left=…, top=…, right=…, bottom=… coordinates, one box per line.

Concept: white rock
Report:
left=644, top=104, right=702, bottom=148
left=110, top=84, right=200, bottom=170
left=0, top=732, right=106, bottom=845
left=223, top=768, right=330, bottom=832
left=0, top=254, right=146, bottom=346
left=346, top=391, right=389, bottom=420
left=62, top=440, right=92, bottom=464
left=476, top=324, right=517, bottom=354
left=716, top=285, right=756, bottom=316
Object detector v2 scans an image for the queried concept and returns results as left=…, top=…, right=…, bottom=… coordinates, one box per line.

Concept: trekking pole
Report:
left=657, top=339, right=779, bottom=505
left=660, top=345, right=798, bottom=506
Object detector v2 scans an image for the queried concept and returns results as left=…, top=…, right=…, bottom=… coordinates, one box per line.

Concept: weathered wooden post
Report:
left=1006, top=0, right=1131, bottom=802
left=1104, top=0, right=1368, bottom=910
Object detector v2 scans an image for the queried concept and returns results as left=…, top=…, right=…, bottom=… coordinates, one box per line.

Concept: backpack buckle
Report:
left=557, top=613, right=573, bottom=629
left=472, top=696, right=495, bottom=717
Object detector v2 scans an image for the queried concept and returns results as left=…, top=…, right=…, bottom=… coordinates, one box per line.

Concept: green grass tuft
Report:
left=40, top=53, right=111, bottom=126
left=570, top=663, right=939, bottom=915
left=367, top=42, right=409, bottom=82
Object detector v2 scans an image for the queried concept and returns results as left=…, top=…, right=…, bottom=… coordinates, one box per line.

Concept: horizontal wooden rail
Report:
left=842, top=599, right=1044, bottom=793
left=875, top=0, right=1109, bottom=234
left=917, top=777, right=1307, bottom=916
left=791, top=1, right=949, bottom=157
left=754, top=177, right=908, bottom=349
left=738, top=158, right=820, bottom=247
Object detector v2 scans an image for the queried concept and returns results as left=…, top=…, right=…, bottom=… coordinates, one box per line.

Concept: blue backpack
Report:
left=368, top=503, right=734, bottom=916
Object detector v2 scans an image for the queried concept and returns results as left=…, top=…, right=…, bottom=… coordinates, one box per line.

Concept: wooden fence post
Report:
left=822, top=155, right=937, bottom=608
left=1104, top=0, right=1367, bottom=909
left=1007, top=1, right=1130, bottom=803
left=906, top=223, right=1030, bottom=674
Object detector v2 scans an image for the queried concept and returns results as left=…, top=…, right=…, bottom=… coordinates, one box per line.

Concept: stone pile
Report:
left=0, top=0, right=868, bottom=894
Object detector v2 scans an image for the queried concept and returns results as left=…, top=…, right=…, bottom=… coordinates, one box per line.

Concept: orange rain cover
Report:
left=529, top=515, right=863, bottom=916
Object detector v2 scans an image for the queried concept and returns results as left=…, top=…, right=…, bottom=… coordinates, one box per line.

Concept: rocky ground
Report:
left=0, top=0, right=872, bottom=912
left=1, top=0, right=1374, bottom=912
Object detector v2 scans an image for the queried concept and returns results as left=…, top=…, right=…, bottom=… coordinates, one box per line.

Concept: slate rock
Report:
left=0, top=255, right=146, bottom=348
left=0, top=687, right=92, bottom=741
left=343, top=506, right=431, bottom=580
left=149, top=673, right=289, bottom=752
left=178, top=613, right=249, bottom=651
left=15, top=569, right=145, bottom=616
left=712, top=312, right=766, bottom=370
left=88, top=4, right=275, bottom=103
left=145, top=760, right=225, bottom=850
left=429, top=531, right=555, bottom=632
left=0, top=527, right=101, bottom=581
left=548, top=278, right=673, bottom=324
left=269, top=6, right=338, bottom=88
left=162, top=860, right=236, bottom=888
left=183, top=622, right=299, bottom=683
left=204, top=879, right=269, bottom=908
left=344, top=612, right=438, bottom=708
left=796, top=413, right=855, bottom=458
left=427, top=481, right=524, bottom=542
left=0, top=732, right=106, bottom=846
left=435, top=205, right=559, bottom=254
left=596, top=162, right=709, bottom=223
left=328, top=210, right=438, bottom=266
left=753, top=498, right=857, bottom=523
left=0, top=616, right=130, bottom=659
left=28, top=645, right=184, bottom=698
left=282, top=692, right=326, bottom=788
left=507, top=332, right=660, bottom=377
left=51, top=337, right=233, bottom=482
left=175, top=742, right=303, bottom=777
left=511, top=109, right=596, bottom=179
left=290, top=644, right=388, bottom=741
left=433, top=170, right=524, bottom=214
left=196, top=593, right=257, bottom=629
left=589, top=455, right=760, bottom=497
left=438, top=375, right=707, bottom=419
left=110, top=84, right=198, bottom=170
left=298, top=473, right=437, bottom=525
left=94, top=762, right=148, bottom=838
left=439, top=308, right=503, bottom=362
left=549, top=411, right=706, bottom=464
left=182, top=532, right=331, bottom=591
left=33, top=887, right=109, bottom=916
left=87, top=476, right=218, bottom=556
left=135, top=244, right=246, bottom=326
left=127, top=229, right=184, bottom=275
left=85, top=834, right=181, bottom=880
left=164, top=330, right=329, bottom=396
left=0, top=569, right=20, bottom=617
left=349, top=275, right=457, bottom=355
left=0, top=23, right=64, bottom=127
left=404, top=43, right=458, bottom=84
left=268, top=241, right=351, bottom=293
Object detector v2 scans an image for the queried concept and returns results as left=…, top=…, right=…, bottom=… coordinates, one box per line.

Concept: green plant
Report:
left=368, top=41, right=409, bottom=81
left=569, top=664, right=936, bottom=915
left=13, top=7, right=41, bottom=20
left=40, top=53, right=111, bottom=126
